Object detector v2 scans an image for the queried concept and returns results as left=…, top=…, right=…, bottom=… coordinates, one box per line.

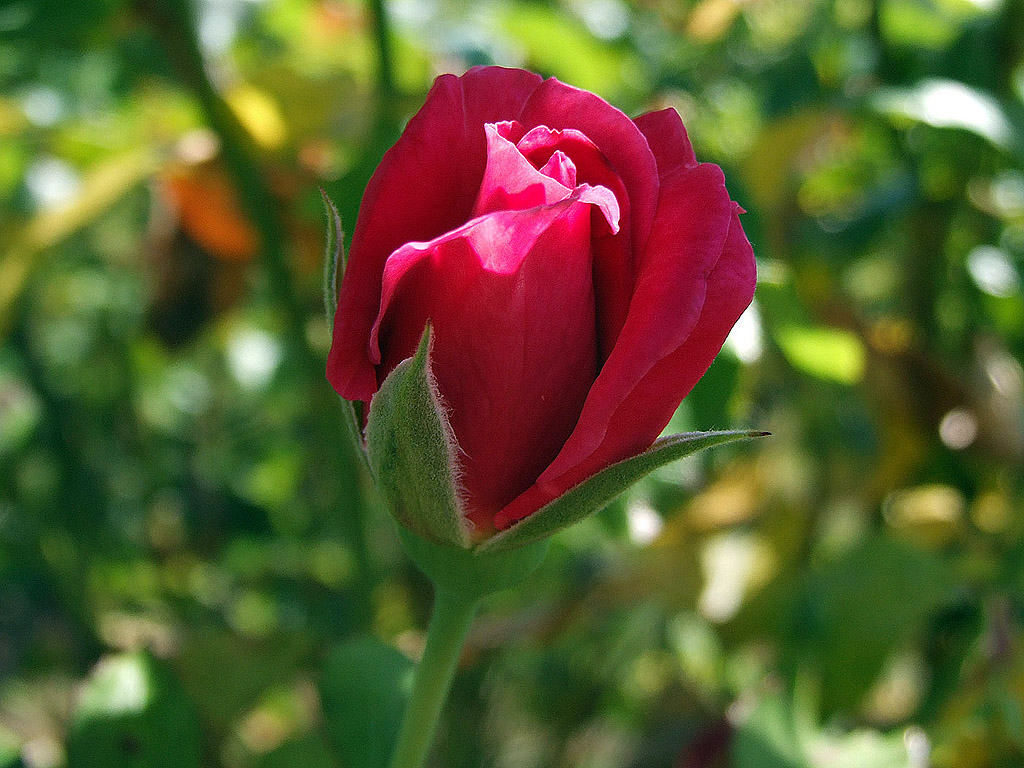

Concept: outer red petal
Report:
left=327, top=67, right=543, bottom=402
left=372, top=197, right=599, bottom=533
left=494, top=188, right=755, bottom=529
left=633, top=108, right=698, bottom=177
left=542, top=164, right=732, bottom=472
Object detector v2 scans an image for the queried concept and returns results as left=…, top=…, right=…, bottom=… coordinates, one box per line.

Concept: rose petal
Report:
left=327, top=67, right=543, bottom=402
left=542, top=163, right=733, bottom=474
left=495, top=202, right=755, bottom=529
left=633, top=108, right=698, bottom=177
left=515, top=124, right=636, bottom=359
left=574, top=184, right=620, bottom=234
left=472, top=123, right=573, bottom=217
left=371, top=194, right=604, bottom=532
left=516, top=126, right=617, bottom=188
left=517, top=81, right=660, bottom=251
left=538, top=150, right=577, bottom=187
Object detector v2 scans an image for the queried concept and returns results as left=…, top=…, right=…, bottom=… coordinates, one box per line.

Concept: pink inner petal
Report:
left=517, top=125, right=597, bottom=160
left=472, top=123, right=619, bottom=236
left=472, top=123, right=572, bottom=217
left=575, top=183, right=620, bottom=234
left=516, top=77, right=659, bottom=253
left=492, top=120, right=525, bottom=143
left=538, top=150, right=577, bottom=187
left=370, top=182, right=618, bottom=366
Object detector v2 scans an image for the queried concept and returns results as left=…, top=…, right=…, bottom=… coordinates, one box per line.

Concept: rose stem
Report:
left=389, top=591, right=480, bottom=768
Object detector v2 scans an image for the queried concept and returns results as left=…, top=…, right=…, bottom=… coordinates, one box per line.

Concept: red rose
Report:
left=327, top=66, right=755, bottom=538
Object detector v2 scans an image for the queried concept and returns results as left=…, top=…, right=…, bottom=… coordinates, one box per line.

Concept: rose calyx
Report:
left=361, top=320, right=767, bottom=557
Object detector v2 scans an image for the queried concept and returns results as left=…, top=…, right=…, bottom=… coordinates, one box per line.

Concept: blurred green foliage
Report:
left=1, top=0, right=1023, bottom=765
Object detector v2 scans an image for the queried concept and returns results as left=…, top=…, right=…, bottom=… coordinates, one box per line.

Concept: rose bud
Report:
left=326, top=66, right=758, bottom=569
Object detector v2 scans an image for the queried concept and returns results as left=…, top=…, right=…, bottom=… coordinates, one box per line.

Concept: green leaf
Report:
left=479, top=430, right=767, bottom=553
left=871, top=79, right=1015, bottom=149
left=67, top=651, right=202, bottom=768
left=319, top=637, right=413, bottom=768
left=177, top=627, right=311, bottom=730
left=321, top=188, right=369, bottom=472
left=253, top=734, right=339, bottom=768
left=879, top=3, right=957, bottom=51
left=0, top=726, right=24, bottom=768
left=810, top=534, right=954, bottom=712
left=364, top=326, right=471, bottom=548
left=775, top=324, right=866, bottom=384
left=731, top=692, right=808, bottom=768
left=996, top=680, right=1024, bottom=750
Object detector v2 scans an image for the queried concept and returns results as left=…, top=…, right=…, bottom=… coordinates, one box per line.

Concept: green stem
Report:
left=367, top=0, right=397, bottom=102
left=389, top=591, right=479, bottom=768
left=135, top=0, right=309, bottom=362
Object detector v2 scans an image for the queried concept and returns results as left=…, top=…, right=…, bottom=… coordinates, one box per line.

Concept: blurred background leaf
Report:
left=318, top=636, right=413, bottom=767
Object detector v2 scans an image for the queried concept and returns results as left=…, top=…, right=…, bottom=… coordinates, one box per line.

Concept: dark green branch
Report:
left=368, top=0, right=397, bottom=102
left=135, top=0, right=310, bottom=364
left=135, top=0, right=375, bottom=626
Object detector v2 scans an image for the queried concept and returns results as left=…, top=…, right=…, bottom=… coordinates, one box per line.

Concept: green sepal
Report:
left=478, top=430, right=769, bottom=553
left=321, top=189, right=369, bottom=472
left=365, top=326, right=472, bottom=549
left=321, top=188, right=345, bottom=323
left=399, top=525, right=549, bottom=601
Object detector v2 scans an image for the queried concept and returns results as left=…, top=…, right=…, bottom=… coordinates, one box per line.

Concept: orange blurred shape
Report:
left=311, top=0, right=362, bottom=35
left=687, top=0, right=742, bottom=42
left=163, top=166, right=260, bottom=262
